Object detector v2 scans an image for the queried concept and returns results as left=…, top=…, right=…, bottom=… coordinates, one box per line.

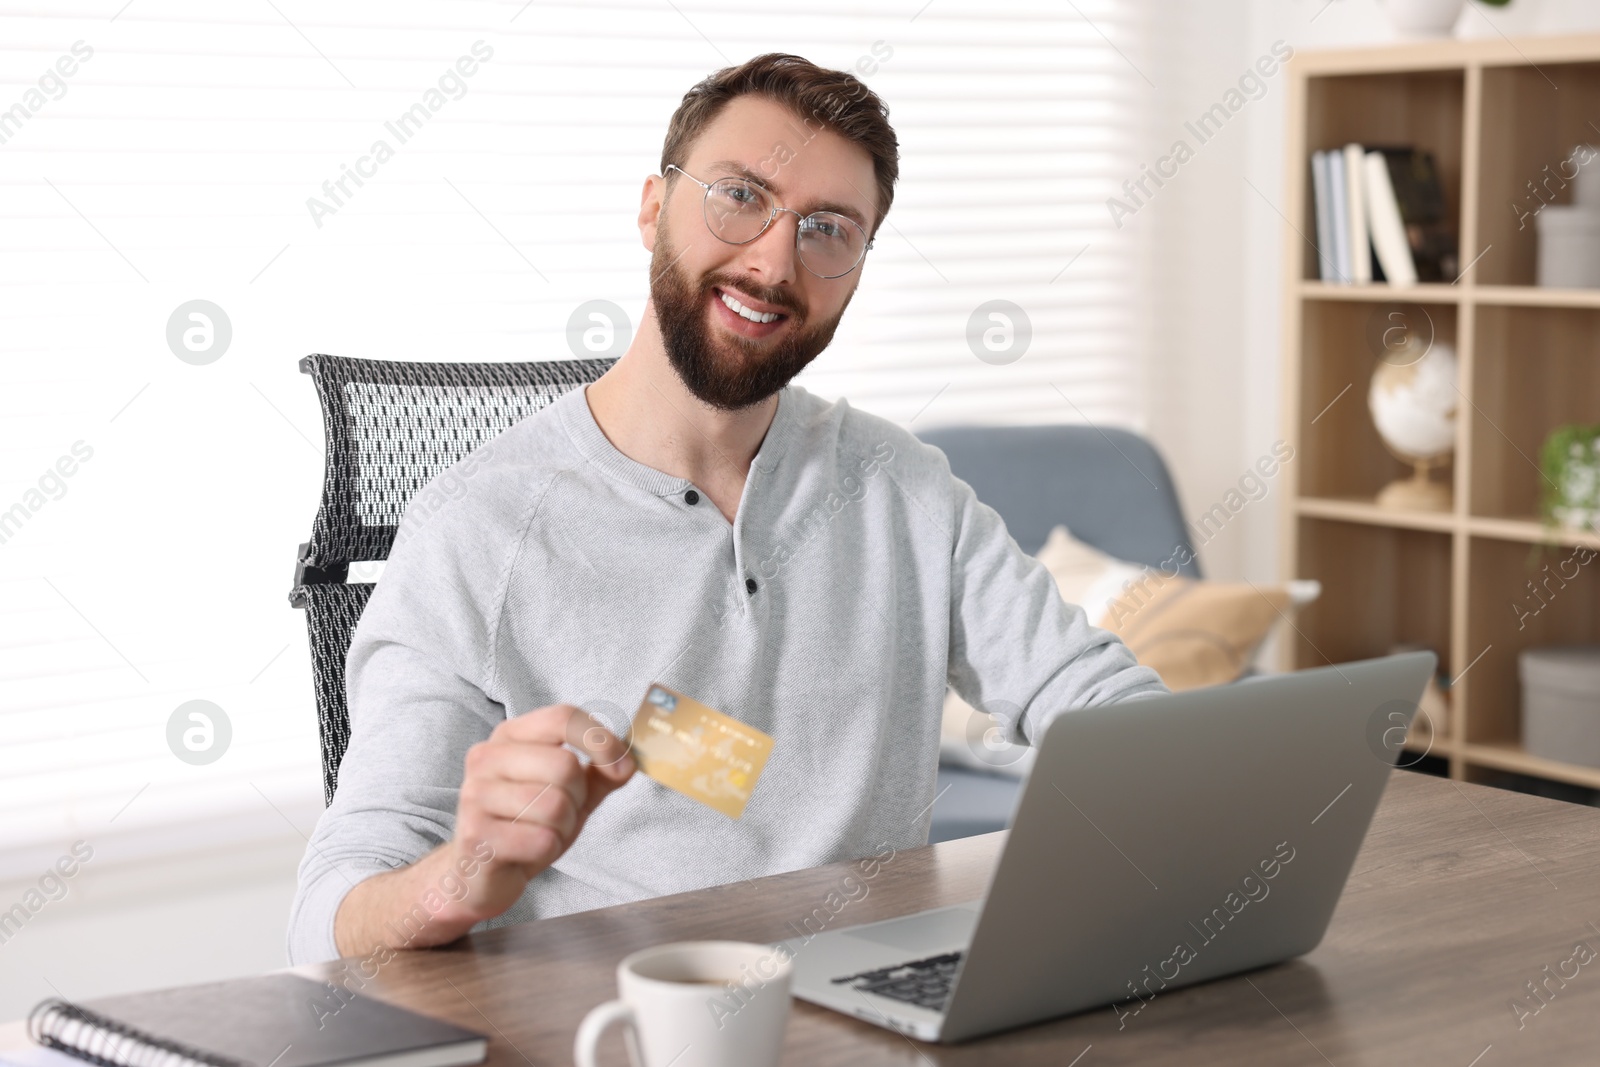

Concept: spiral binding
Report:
left=27, top=998, right=255, bottom=1067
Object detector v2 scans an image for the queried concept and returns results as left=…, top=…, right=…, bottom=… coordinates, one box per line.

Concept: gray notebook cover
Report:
left=34, top=973, right=487, bottom=1067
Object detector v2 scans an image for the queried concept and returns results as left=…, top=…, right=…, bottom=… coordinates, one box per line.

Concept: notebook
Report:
left=11, top=973, right=487, bottom=1067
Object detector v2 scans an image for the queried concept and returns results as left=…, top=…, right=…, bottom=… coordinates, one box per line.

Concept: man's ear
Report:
left=638, top=175, right=664, bottom=253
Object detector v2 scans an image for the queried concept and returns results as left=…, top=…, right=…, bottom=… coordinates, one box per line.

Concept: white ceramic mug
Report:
left=574, top=940, right=793, bottom=1067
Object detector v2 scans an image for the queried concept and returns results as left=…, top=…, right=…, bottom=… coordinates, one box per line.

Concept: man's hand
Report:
left=332, top=704, right=635, bottom=957
left=448, top=703, right=636, bottom=920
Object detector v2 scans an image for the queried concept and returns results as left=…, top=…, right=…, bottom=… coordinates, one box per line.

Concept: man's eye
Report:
left=804, top=217, right=846, bottom=240
left=715, top=181, right=763, bottom=207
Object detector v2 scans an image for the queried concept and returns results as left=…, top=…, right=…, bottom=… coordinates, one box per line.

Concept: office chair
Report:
left=288, top=353, right=616, bottom=805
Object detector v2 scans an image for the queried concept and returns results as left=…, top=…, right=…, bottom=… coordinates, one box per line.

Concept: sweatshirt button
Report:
left=685, top=489, right=699, bottom=505
left=746, top=577, right=758, bottom=595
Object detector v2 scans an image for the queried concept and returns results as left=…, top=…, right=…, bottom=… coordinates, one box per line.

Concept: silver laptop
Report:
left=777, top=651, right=1437, bottom=1043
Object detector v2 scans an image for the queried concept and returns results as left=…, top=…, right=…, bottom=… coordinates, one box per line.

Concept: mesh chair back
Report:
left=290, top=354, right=616, bottom=804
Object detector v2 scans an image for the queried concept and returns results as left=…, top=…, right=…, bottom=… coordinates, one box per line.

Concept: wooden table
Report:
left=7, top=769, right=1600, bottom=1064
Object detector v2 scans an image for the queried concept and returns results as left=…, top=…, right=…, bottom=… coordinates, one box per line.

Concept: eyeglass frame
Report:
left=662, top=162, right=875, bottom=279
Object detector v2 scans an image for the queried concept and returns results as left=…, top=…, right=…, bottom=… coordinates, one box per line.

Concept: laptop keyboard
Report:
left=830, top=950, right=964, bottom=1012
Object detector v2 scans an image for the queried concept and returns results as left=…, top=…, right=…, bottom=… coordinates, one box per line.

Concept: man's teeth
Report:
left=719, top=290, right=784, bottom=324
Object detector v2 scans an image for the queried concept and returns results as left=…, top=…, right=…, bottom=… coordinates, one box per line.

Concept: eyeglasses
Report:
left=663, top=163, right=874, bottom=280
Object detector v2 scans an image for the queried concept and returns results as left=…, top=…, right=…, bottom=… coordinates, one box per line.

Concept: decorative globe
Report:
left=1368, top=339, right=1457, bottom=510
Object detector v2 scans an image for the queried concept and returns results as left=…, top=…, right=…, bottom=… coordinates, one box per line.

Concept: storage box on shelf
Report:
left=1520, top=647, right=1600, bottom=769
left=1278, top=34, right=1600, bottom=798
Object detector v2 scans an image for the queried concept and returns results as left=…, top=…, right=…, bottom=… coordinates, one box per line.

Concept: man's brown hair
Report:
left=658, top=52, right=900, bottom=242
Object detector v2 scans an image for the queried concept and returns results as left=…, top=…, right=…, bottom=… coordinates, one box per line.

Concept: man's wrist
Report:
left=421, top=837, right=504, bottom=931
left=385, top=841, right=493, bottom=945
left=333, top=843, right=489, bottom=957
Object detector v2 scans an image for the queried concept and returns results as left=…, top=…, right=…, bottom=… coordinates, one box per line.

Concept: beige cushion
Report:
left=939, top=525, right=1311, bottom=776
left=1100, top=573, right=1291, bottom=693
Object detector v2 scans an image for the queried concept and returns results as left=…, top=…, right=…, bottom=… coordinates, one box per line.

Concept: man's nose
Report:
left=733, top=209, right=801, bottom=287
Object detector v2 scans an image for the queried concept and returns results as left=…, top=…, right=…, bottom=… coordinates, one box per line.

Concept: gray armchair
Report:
left=912, top=424, right=1198, bottom=843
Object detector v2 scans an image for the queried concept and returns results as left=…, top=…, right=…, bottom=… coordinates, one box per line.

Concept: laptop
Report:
left=776, top=651, right=1437, bottom=1043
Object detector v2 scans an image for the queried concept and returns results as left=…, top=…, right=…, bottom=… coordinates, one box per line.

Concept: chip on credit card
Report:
left=628, top=683, right=774, bottom=819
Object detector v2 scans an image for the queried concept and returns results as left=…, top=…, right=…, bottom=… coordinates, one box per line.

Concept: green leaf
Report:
left=1540, top=422, right=1600, bottom=529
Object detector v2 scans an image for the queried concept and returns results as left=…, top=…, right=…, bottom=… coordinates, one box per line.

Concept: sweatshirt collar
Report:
left=556, top=380, right=798, bottom=497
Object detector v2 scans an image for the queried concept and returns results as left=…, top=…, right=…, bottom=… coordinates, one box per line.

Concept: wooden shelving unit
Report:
left=1278, top=34, right=1600, bottom=796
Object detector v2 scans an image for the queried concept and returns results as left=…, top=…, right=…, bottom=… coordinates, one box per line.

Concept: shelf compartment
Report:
left=1301, top=69, right=1464, bottom=282
left=1462, top=535, right=1600, bottom=748
left=1468, top=304, right=1600, bottom=521
left=1475, top=62, right=1600, bottom=287
left=1298, top=299, right=1460, bottom=501
left=1292, top=517, right=1453, bottom=672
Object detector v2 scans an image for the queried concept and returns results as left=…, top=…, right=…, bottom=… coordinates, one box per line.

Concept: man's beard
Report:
left=648, top=217, right=851, bottom=412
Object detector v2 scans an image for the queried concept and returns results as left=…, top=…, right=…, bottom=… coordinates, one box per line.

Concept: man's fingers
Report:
left=499, top=704, right=635, bottom=778
left=564, top=711, right=633, bottom=776
left=466, top=777, right=580, bottom=839
left=454, top=705, right=640, bottom=891
left=465, top=740, right=587, bottom=814
left=496, top=703, right=590, bottom=745
left=580, top=723, right=636, bottom=779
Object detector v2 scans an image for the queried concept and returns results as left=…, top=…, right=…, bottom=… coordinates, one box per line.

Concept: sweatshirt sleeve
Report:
left=941, top=464, right=1169, bottom=749
left=285, top=458, right=521, bottom=966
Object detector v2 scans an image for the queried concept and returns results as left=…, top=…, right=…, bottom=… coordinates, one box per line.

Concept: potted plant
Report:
left=1540, top=423, right=1600, bottom=534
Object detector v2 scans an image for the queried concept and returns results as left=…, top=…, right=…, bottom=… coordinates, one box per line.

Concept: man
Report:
left=287, top=52, right=1166, bottom=966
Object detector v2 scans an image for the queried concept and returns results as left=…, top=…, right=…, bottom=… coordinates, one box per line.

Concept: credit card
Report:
left=628, top=682, right=774, bottom=819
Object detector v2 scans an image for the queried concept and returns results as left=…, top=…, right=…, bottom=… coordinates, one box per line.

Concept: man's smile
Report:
left=709, top=285, right=794, bottom=340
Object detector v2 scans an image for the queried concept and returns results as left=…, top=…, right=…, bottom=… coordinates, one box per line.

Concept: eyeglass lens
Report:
left=702, top=177, right=865, bottom=278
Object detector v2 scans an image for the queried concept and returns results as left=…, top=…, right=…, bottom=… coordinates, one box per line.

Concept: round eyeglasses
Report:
left=664, top=163, right=874, bottom=280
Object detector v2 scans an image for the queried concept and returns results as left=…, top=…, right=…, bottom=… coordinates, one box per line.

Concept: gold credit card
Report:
left=629, top=683, right=774, bottom=819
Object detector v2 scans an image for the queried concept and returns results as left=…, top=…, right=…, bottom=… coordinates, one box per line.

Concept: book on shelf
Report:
left=1309, top=143, right=1457, bottom=287
left=1342, top=142, right=1372, bottom=285
left=1372, top=146, right=1459, bottom=282
left=1310, top=150, right=1337, bottom=282
left=1327, top=146, right=1352, bottom=282
left=1363, top=148, right=1419, bottom=288
left=5, top=973, right=489, bottom=1067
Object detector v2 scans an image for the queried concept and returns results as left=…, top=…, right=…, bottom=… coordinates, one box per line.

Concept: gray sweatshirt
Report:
left=286, top=380, right=1167, bottom=964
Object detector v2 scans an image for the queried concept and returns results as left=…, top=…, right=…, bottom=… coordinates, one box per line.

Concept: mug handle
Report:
left=574, top=999, right=641, bottom=1067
